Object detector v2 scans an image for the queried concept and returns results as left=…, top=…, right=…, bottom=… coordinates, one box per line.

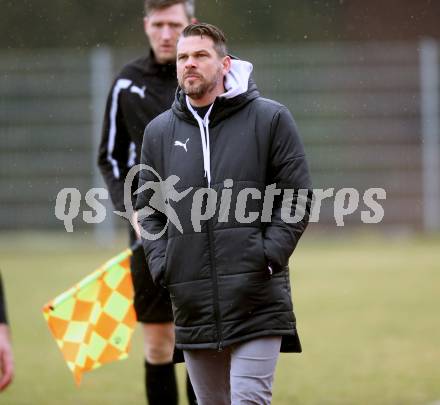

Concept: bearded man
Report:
left=136, top=23, right=312, bottom=404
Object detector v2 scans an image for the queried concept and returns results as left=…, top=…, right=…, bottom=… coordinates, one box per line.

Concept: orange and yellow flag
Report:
left=42, top=248, right=137, bottom=385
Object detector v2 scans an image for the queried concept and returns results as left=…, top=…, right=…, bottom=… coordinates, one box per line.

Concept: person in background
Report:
left=97, top=1, right=197, bottom=403
left=0, top=273, right=14, bottom=392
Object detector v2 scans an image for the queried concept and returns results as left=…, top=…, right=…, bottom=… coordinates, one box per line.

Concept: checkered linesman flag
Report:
left=42, top=247, right=137, bottom=385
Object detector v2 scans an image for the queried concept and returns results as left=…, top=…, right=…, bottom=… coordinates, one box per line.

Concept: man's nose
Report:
left=161, top=25, right=172, bottom=40
left=184, top=56, right=197, bottom=69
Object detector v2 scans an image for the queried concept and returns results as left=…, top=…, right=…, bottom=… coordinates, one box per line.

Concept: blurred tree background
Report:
left=1, top=0, right=439, bottom=50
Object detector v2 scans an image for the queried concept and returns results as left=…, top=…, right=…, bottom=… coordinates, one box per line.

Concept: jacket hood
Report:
left=171, top=58, right=260, bottom=127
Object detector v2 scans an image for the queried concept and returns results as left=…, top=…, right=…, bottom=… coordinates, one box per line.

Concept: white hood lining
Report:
left=221, top=59, right=253, bottom=99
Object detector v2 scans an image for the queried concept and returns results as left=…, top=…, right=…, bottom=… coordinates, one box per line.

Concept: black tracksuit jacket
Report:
left=136, top=62, right=312, bottom=352
left=98, top=52, right=177, bottom=211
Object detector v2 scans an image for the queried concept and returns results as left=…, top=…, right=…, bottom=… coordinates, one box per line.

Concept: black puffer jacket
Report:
left=136, top=60, right=312, bottom=352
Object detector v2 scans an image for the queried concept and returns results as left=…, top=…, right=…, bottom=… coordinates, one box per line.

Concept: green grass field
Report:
left=0, top=231, right=439, bottom=404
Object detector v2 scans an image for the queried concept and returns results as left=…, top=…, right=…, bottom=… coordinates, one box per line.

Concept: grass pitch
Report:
left=0, top=231, right=439, bottom=404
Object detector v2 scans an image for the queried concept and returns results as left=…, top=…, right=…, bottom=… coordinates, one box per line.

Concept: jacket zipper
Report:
left=199, top=116, right=223, bottom=351
left=205, top=178, right=224, bottom=351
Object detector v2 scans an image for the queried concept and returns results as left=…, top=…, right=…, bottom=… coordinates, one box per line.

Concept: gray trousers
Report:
left=183, top=336, right=282, bottom=405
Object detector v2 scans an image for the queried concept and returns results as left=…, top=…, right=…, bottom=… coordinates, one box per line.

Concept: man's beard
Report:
left=180, top=68, right=222, bottom=100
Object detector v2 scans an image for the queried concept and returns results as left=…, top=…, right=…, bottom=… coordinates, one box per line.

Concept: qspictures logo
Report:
left=54, top=164, right=386, bottom=237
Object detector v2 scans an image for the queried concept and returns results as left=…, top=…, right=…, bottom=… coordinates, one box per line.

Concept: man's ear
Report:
left=191, top=17, right=197, bottom=24
left=143, top=17, right=149, bottom=35
left=222, top=55, right=232, bottom=75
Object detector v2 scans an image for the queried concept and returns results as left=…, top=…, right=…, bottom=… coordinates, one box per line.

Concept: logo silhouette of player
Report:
left=135, top=173, right=193, bottom=235
left=115, top=164, right=192, bottom=240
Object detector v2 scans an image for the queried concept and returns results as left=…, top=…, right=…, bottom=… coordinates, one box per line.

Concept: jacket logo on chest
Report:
left=130, top=85, right=146, bottom=99
left=174, top=138, right=190, bottom=152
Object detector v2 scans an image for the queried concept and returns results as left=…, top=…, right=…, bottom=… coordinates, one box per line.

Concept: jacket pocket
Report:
left=258, top=232, right=273, bottom=279
left=162, top=236, right=177, bottom=286
left=162, top=246, right=170, bottom=286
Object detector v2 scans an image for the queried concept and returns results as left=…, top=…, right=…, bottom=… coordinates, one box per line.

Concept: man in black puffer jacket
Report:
left=136, top=23, right=312, bottom=404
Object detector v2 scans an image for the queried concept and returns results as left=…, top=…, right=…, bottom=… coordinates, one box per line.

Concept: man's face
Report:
left=177, top=35, right=228, bottom=100
left=144, top=4, right=190, bottom=64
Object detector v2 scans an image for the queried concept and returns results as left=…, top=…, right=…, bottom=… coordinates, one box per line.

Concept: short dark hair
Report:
left=181, top=23, right=228, bottom=57
left=144, top=0, right=195, bottom=20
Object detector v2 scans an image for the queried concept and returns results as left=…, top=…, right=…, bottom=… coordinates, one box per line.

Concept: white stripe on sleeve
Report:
left=107, top=78, right=132, bottom=179
left=127, top=141, right=136, bottom=167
